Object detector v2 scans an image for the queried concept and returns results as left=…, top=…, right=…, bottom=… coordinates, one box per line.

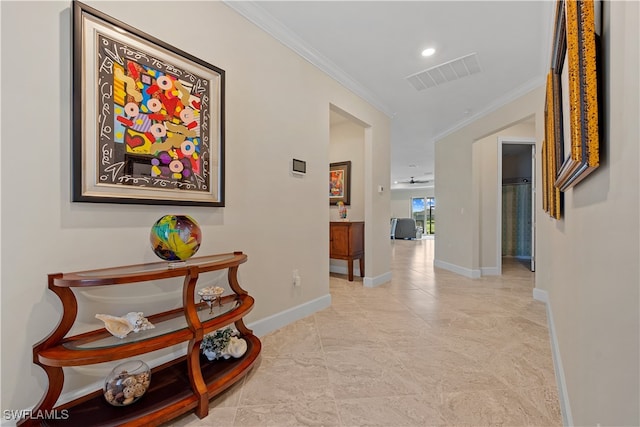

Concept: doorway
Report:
left=411, top=196, right=435, bottom=235
left=498, top=138, right=535, bottom=272
left=329, top=106, right=366, bottom=277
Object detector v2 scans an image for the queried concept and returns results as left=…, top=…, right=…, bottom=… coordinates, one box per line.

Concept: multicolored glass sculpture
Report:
left=150, top=215, right=202, bottom=261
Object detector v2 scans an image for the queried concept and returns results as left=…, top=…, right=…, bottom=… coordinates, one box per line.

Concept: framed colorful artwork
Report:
left=73, top=2, right=225, bottom=206
left=329, top=161, right=351, bottom=205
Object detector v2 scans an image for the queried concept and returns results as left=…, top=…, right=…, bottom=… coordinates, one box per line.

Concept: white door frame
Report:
left=497, top=137, right=536, bottom=274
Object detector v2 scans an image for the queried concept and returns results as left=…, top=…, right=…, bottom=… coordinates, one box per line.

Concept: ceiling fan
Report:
left=397, top=177, right=433, bottom=185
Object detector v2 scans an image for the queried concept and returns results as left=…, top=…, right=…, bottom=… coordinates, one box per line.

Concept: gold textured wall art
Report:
left=544, top=73, right=562, bottom=219
left=551, top=0, right=601, bottom=192
left=541, top=139, right=548, bottom=213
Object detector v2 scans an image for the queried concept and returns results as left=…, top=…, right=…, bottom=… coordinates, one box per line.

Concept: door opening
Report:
left=411, top=197, right=435, bottom=236
left=498, top=139, right=535, bottom=273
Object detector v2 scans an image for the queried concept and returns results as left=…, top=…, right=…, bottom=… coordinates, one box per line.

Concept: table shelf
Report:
left=20, top=252, right=260, bottom=426
left=42, top=336, right=261, bottom=427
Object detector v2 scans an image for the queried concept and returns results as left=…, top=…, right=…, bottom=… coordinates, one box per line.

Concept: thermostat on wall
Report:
left=291, top=159, right=306, bottom=175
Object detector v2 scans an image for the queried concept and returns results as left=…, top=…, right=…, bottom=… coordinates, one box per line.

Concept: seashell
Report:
left=123, top=386, right=135, bottom=398
left=124, top=312, right=155, bottom=333
left=95, top=312, right=154, bottom=338
left=133, top=383, right=146, bottom=397
left=123, top=376, right=136, bottom=387
left=203, top=349, right=217, bottom=361
left=136, top=372, right=150, bottom=383
left=104, top=389, right=115, bottom=403
left=123, top=397, right=134, bottom=405
left=224, top=336, right=248, bottom=359
left=95, top=314, right=133, bottom=339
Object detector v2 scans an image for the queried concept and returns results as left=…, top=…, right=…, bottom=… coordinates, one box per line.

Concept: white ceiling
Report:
left=225, top=1, right=554, bottom=189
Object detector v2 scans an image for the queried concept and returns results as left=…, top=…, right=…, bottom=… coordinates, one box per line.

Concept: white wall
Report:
left=0, top=1, right=390, bottom=413
left=535, top=1, right=639, bottom=425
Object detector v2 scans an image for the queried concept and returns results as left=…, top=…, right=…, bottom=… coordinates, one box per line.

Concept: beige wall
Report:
left=474, top=122, right=535, bottom=273
left=0, top=1, right=390, bottom=412
left=329, top=112, right=365, bottom=274
left=329, top=113, right=365, bottom=221
left=436, top=1, right=639, bottom=424
left=535, top=1, right=639, bottom=424
left=435, top=87, right=544, bottom=277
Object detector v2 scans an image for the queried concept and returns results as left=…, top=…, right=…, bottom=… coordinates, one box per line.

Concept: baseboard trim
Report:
left=329, top=264, right=361, bottom=276
left=247, top=293, right=332, bottom=337
left=363, top=271, right=392, bottom=288
left=434, top=259, right=481, bottom=279
left=29, top=295, right=333, bottom=423
left=481, top=266, right=500, bottom=276
left=330, top=263, right=391, bottom=288
left=533, top=288, right=573, bottom=426
left=532, top=287, right=548, bottom=303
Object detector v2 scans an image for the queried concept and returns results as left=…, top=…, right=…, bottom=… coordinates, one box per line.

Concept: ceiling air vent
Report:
left=406, top=52, right=481, bottom=91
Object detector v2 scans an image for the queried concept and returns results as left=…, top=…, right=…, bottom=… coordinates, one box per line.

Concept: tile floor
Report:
left=169, top=239, right=562, bottom=426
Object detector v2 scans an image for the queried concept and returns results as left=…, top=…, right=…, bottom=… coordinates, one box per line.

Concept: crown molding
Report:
left=433, top=74, right=546, bottom=143
left=223, top=1, right=395, bottom=118
left=433, top=0, right=553, bottom=143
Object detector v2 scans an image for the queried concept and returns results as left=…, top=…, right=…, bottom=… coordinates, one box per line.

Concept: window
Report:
left=412, top=197, right=435, bottom=235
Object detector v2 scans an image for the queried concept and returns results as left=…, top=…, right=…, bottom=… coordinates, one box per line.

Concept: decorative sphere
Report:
left=150, top=215, right=202, bottom=261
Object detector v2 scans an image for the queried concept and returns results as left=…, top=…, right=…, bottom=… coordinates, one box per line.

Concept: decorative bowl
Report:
left=104, top=360, right=151, bottom=406
left=198, top=286, right=224, bottom=313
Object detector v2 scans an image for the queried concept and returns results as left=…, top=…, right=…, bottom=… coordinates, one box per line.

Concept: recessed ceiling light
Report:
left=421, top=48, right=436, bottom=57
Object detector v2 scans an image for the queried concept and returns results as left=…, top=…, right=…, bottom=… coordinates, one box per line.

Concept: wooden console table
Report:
left=20, top=252, right=260, bottom=426
left=330, top=221, right=364, bottom=281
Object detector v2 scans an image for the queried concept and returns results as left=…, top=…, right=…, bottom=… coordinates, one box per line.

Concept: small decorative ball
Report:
left=150, top=215, right=202, bottom=261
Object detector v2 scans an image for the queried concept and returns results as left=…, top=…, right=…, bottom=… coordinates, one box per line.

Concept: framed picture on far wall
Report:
left=329, top=161, right=351, bottom=205
left=73, top=1, right=225, bottom=207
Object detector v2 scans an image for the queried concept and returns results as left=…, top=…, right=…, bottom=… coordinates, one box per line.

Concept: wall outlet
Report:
left=292, top=269, right=301, bottom=287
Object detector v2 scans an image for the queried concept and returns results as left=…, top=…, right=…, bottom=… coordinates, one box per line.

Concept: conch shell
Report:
left=124, top=312, right=155, bottom=333
left=222, top=336, right=248, bottom=359
left=95, top=312, right=155, bottom=339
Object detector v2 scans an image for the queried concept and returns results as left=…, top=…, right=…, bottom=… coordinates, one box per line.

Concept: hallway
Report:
left=172, top=239, right=561, bottom=426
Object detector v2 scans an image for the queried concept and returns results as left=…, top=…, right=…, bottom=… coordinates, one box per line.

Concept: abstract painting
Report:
left=329, top=161, right=351, bottom=205
left=73, top=2, right=225, bottom=206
